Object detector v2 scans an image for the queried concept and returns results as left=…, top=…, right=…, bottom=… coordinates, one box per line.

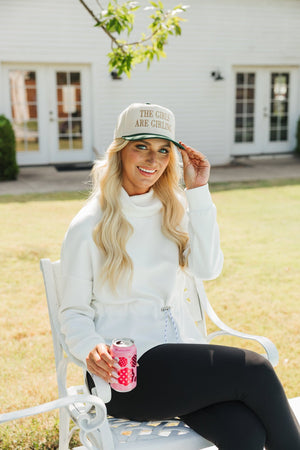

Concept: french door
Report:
left=231, top=67, right=298, bottom=156
left=3, top=64, right=92, bottom=165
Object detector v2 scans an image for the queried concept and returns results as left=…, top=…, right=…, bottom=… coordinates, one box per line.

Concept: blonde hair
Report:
left=91, top=138, right=189, bottom=291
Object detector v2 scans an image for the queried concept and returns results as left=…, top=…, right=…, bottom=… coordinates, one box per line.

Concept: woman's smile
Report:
left=137, top=166, right=158, bottom=176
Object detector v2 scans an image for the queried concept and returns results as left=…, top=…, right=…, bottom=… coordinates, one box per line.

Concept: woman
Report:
left=60, top=103, right=300, bottom=450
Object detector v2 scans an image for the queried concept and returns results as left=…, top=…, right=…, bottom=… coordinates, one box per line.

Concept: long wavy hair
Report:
left=91, top=138, right=189, bottom=291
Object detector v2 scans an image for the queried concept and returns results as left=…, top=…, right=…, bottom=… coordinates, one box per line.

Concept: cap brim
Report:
left=122, top=133, right=185, bottom=150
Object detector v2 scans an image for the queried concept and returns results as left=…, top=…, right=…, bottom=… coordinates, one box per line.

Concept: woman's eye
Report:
left=159, top=148, right=169, bottom=154
left=136, top=144, right=147, bottom=150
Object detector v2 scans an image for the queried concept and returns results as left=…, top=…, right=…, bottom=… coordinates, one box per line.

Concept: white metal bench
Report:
left=1, top=258, right=299, bottom=449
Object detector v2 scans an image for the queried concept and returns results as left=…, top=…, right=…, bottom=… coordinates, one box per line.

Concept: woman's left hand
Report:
left=179, top=141, right=210, bottom=189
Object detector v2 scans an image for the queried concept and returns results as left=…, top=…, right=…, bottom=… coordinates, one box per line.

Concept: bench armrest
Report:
left=0, top=394, right=106, bottom=433
left=195, top=278, right=279, bottom=367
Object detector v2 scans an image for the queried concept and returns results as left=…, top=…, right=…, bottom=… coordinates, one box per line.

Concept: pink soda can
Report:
left=110, top=338, right=137, bottom=392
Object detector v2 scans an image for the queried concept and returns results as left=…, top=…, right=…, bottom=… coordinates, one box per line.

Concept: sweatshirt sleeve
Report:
left=59, top=219, right=105, bottom=366
left=185, top=184, right=224, bottom=280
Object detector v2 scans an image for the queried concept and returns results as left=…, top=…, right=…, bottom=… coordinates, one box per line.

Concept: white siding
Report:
left=1, top=0, right=300, bottom=165
left=0, top=0, right=101, bottom=61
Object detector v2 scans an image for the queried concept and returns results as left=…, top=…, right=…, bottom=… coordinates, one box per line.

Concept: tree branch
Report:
left=78, top=0, right=126, bottom=53
left=127, top=12, right=170, bottom=46
left=77, top=0, right=187, bottom=76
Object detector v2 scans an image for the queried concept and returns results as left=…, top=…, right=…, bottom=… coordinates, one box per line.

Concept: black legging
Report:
left=87, top=343, right=300, bottom=450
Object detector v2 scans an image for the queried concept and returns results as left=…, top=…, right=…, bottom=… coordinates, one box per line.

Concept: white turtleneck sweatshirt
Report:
left=59, top=184, right=223, bottom=366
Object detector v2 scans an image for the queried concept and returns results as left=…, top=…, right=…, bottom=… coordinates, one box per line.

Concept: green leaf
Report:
left=84, top=0, right=188, bottom=76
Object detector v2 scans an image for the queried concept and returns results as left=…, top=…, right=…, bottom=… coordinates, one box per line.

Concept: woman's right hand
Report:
left=86, top=343, right=119, bottom=383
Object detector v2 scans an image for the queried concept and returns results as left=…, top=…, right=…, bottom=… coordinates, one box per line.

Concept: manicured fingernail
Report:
left=112, top=371, right=119, bottom=378
left=113, top=363, right=121, bottom=370
left=109, top=375, right=118, bottom=383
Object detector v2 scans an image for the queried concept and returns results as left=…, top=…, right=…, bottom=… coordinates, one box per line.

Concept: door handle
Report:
left=49, top=111, right=55, bottom=122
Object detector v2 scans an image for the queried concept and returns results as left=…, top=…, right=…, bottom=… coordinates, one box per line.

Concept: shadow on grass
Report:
left=0, top=178, right=299, bottom=203
left=0, top=190, right=90, bottom=204
left=210, top=177, right=300, bottom=193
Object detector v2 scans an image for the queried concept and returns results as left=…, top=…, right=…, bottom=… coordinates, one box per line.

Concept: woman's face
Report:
left=120, top=138, right=171, bottom=196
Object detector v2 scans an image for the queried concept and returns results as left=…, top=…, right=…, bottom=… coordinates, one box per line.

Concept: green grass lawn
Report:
left=0, top=179, right=299, bottom=448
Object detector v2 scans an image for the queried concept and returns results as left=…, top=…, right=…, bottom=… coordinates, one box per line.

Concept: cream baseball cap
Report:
left=114, top=102, right=184, bottom=149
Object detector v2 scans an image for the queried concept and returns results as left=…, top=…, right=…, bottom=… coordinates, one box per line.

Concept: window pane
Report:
left=248, top=73, right=255, bottom=85
left=271, top=116, right=278, bottom=126
left=59, top=138, right=70, bottom=150
left=27, top=140, right=39, bottom=151
left=57, top=104, right=68, bottom=119
left=246, top=117, right=254, bottom=128
left=75, top=89, right=81, bottom=102
left=57, top=72, right=67, bottom=85
left=9, top=70, right=39, bottom=152
left=269, top=73, right=289, bottom=142
left=280, top=116, right=288, bottom=126
left=27, top=120, right=38, bottom=132
left=71, top=120, right=82, bottom=134
left=246, top=131, right=254, bottom=142
left=235, top=130, right=243, bottom=142
left=16, top=140, right=26, bottom=152
left=236, top=73, right=244, bottom=85
left=72, top=137, right=83, bottom=149
left=247, top=88, right=254, bottom=99
left=235, top=117, right=243, bottom=128
left=28, top=104, right=38, bottom=119
left=236, top=88, right=244, bottom=100
left=72, top=104, right=81, bottom=117
left=55, top=71, right=83, bottom=152
left=70, top=72, right=80, bottom=85
left=236, top=102, right=243, bottom=114
left=280, top=129, right=287, bottom=141
left=247, top=102, right=254, bottom=114
left=58, top=120, right=70, bottom=135
left=234, top=73, right=255, bottom=143
left=57, top=88, right=63, bottom=103
left=26, top=88, right=36, bottom=103
left=25, top=72, right=36, bottom=85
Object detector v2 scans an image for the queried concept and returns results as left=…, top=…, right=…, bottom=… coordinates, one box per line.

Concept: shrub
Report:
left=295, top=117, right=300, bottom=156
left=0, top=115, right=19, bottom=181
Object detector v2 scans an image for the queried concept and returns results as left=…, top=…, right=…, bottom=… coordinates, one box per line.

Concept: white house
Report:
left=0, top=0, right=300, bottom=166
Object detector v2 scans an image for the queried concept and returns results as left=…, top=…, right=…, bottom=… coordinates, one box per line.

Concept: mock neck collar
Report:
left=120, top=187, right=162, bottom=217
